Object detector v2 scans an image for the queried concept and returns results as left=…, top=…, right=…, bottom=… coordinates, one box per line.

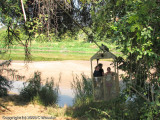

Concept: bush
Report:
left=69, top=82, right=160, bottom=119
left=71, top=74, right=93, bottom=106
left=0, top=76, right=12, bottom=97
left=39, top=80, right=58, bottom=106
left=69, top=73, right=160, bottom=119
left=20, top=72, right=41, bottom=102
left=20, top=72, right=58, bottom=106
left=0, top=60, right=12, bottom=97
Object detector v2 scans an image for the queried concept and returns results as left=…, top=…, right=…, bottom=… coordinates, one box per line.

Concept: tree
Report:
left=0, top=0, right=76, bottom=59
left=91, top=0, right=160, bottom=99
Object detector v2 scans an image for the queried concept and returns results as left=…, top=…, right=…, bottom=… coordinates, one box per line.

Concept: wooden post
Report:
left=103, top=76, right=106, bottom=100
left=90, top=59, right=95, bottom=101
left=116, top=62, right=119, bottom=95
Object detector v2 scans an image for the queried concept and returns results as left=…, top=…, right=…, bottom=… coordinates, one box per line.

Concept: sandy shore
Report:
left=2, top=60, right=123, bottom=89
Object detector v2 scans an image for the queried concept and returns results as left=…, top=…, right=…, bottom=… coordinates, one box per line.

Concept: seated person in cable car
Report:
left=104, top=67, right=113, bottom=97
left=93, top=65, right=101, bottom=77
left=105, top=67, right=113, bottom=76
left=98, top=63, right=104, bottom=76
left=93, top=65, right=102, bottom=88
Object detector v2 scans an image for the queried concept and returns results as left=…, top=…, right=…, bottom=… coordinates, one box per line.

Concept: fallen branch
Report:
left=130, top=86, right=150, bottom=102
left=0, top=104, right=11, bottom=112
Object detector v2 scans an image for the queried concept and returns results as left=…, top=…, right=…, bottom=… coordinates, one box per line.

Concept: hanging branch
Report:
left=0, top=104, right=11, bottom=112
left=7, top=27, right=25, bottom=46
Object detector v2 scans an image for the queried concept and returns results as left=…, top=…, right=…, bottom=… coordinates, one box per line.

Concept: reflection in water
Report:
left=58, top=88, right=74, bottom=107
left=9, top=81, right=74, bottom=107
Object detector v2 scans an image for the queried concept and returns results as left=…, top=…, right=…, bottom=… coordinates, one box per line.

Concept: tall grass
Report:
left=71, top=74, right=93, bottom=106
left=68, top=74, right=160, bottom=119
left=20, top=72, right=58, bottom=106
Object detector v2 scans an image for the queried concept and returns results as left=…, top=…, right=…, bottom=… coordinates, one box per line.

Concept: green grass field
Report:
left=0, top=41, right=120, bottom=61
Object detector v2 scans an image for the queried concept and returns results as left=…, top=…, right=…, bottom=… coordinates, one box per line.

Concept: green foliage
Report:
left=20, top=72, right=58, bottom=106
left=69, top=83, right=160, bottom=119
left=0, top=76, right=12, bottom=97
left=0, top=60, right=13, bottom=97
left=0, top=0, right=22, bottom=24
left=91, top=1, right=160, bottom=116
left=60, top=31, right=76, bottom=42
left=20, top=72, right=41, bottom=102
left=92, top=0, right=160, bottom=59
left=39, top=80, right=58, bottom=106
left=0, top=28, right=7, bottom=47
left=71, top=74, right=93, bottom=106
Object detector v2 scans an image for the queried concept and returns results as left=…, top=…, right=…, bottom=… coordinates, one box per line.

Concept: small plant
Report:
left=20, top=72, right=59, bottom=106
left=0, top=60, right=12, bottom=97
left=20, top=72, right=41, bottom=102
left=71, top=73, right=93, bottom=106
left=39, top=79, right=58, bottom=106
left=0, top=76, right=12, bottom=97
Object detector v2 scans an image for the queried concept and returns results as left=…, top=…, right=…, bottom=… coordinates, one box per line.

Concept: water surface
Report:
left=10, top=80, right=74, bottom=107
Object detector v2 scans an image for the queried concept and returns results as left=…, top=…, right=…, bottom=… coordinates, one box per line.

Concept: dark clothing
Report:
left=99, top=69, right=104, bottom=76
left=93, top=70, right=101, bottom=77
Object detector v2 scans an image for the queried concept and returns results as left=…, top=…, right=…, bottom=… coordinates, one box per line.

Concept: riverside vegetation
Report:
left=0, top=28, right=160, bottom=120
left=1, top=65, right=159, bottom=119
left=0, top=0, right=160, bottom=119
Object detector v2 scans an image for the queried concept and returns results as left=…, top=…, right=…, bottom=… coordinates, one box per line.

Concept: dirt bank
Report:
left=4, top=60, right=121, bottom=89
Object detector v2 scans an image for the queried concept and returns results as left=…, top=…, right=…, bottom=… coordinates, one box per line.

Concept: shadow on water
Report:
left=9, top=80, right=75, bottom=107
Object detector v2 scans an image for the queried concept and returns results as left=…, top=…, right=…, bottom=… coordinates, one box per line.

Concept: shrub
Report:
left=71, top=74, right=93, bottom=106
left=39, top=80, right=58, bottom=106
left=20, top=72, right=41, bottom=102
left=20, top=72, right=59, bottom=106
left=0, top=60, right=12, bottom=97
left=0, top=76, right=12, bottom=97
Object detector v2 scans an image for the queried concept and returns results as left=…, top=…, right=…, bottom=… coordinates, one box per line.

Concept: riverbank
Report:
left=1, top=60, right=124, bottom=119
left=4, top=60, right=116, bottom=89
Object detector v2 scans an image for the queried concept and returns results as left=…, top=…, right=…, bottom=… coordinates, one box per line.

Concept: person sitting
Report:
left=98, top=63, right=104, bottom=76
left=105, top=67, right=113, bottom=76
left=104, top=67, right=113, bottom=98
left=93, top=65, right=102, bottom=98
left=93, top=65, right=101, bottom=77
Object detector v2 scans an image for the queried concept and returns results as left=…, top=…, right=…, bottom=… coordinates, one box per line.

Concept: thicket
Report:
left=68, top=74, right=160, bottom=119
left=0, top=60, right=20, bottom=97
left=0, top=60, right=12, bottom=97
left=0, top=0, right=159, bottom=118
left=20, top=72, right=59, bottom=106
left=71, top=74, right=93, bottom=106
left=66, top=0, right=160, bottom=119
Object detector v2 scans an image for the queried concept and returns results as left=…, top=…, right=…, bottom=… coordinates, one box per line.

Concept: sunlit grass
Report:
left=0, top=41, right=121, bottom=61
left=0, top=50, right=94, bottom=61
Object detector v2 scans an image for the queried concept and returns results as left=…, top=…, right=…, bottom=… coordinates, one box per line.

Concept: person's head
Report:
left=98, top=63, right=103, bottom=69
left=95, top=66, right=100, bottom=71
left=107, top=67, right=111, bottom=72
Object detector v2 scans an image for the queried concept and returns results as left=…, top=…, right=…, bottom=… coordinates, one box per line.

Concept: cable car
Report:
left=90, top=46, right=120, bottom=101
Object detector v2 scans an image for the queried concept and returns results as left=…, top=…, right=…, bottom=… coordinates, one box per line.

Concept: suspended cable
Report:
left=54, top=0, right=103, bottom=52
